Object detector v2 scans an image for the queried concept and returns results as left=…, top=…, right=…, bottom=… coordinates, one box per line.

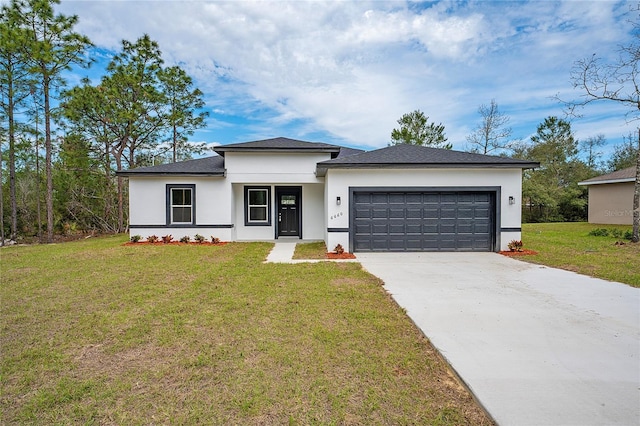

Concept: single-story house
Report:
left=578, top=166, right=637, bottom=225
left=118, top=137, right=539, bottom=252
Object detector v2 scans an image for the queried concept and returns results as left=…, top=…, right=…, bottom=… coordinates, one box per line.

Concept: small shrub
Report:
left=180, top=235, right=191, bottom=243
left=610, top=228, right=623, bottom=238
left=623, top=230, right=634, bottom=241
left=194, top=234, right=206, bottom=243
left=334, top=244, right=344, bottom=254
left=130, top=235, right=142, bottom=243
left=211, top=236, right=220, bottom=244
left=588, top=228, right=609, bottom=237
left=147, top=235, right=159, bottom=243
left=162, top=234, right=173, bottom=244
left=507, top=240, right=524, bottom=252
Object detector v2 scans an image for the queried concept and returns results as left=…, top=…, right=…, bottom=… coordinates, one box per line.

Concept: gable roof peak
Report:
left=214, top=136, right=342, bottom=155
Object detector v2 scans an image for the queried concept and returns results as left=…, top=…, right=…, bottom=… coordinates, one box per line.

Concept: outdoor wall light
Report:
left=336, top=196, right=341, bottom=205
left=509, top=196, right=515, bottom=205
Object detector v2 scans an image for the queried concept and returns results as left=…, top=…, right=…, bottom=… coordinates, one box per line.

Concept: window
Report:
left=167, top=184, right=195, bottom=225
left=245, top=186, right=271, bottom=226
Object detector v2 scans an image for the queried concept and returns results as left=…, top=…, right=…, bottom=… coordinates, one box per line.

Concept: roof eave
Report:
left=316, top=162, right=539, bottom=176
left=116, top=171, right=227, bottom=177
left=578, top=177, right=635, bottom=186
left=215, top=147, right=341, bottom=156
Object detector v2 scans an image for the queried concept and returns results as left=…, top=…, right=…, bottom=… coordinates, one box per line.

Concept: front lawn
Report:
left=521, top=222, right=640, bottom=287
left=1, top=237, right=492, bottom=424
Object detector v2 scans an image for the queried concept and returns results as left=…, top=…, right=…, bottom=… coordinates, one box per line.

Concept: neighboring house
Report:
left=578, top=167, right=636, bottom=225
left=118, top=137, right=538, bottom=252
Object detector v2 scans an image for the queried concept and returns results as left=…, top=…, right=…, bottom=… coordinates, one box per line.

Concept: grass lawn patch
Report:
left=521, top=223, right=640, bottom=287
left=1, top=236, right=492, bottom=424
left=293, top=241, right=356, bottom=260
left=292, top=241, right=327, bottom=259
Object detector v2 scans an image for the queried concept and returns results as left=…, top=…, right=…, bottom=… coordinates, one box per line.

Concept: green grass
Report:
left=292, top=241, right=327, bottom=259
left=522, top=223, right=640, bottom=287
left=1, top=236, right=491, bottom=424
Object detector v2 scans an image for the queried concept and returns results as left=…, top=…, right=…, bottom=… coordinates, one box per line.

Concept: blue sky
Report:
left=49, top=0, right=638, bottom=158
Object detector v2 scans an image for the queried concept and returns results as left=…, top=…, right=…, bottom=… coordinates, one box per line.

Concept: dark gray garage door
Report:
left=352, top=191, right=495, bottom=252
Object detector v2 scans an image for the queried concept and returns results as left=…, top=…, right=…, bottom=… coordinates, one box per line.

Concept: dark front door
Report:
left=276, top=187, right=301, bottom=237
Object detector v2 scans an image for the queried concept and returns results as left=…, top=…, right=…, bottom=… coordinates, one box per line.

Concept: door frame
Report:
left=275, top=186, right=302, bottom=239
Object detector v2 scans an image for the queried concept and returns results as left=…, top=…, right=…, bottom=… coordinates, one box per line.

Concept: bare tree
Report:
left=559, top=6, right=640, bottom=242
left=466, top=99, right=512, bottom=154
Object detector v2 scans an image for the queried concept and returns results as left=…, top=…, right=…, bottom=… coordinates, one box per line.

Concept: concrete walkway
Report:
left=265, top=241, right=298, bottom=263
left=357, top=252, right=640, bottom=426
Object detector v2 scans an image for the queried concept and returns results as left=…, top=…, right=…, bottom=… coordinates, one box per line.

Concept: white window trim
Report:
left=245, top=186, right=271, bottom=226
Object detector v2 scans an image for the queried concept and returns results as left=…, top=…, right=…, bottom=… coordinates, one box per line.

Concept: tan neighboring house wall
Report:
left=579, top=167, right=636, bottom=225
left=586, top=182, right=634, bottom=225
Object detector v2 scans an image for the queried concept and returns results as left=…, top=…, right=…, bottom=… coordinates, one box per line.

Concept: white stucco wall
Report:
left=128, top=152, right=330, bottom=242
left=224, top=152, right=329, bottom=184
left=128, top=176, right=233, bottom=241
left=224, top=152, right=329, bottom=241
left=232, top=183, right=325, bottom=241
left=324, top=168, right=524, bottom=252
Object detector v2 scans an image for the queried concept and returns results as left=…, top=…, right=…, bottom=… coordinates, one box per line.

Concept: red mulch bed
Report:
left=326, top=252, right=356, bottom=259
left=124, top=241, right=227, bottom=247
left=499, top=249, right=538, bottom=257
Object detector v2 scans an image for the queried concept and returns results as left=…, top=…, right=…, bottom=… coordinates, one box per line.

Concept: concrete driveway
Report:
left=357, top=252, right=639, bottom=426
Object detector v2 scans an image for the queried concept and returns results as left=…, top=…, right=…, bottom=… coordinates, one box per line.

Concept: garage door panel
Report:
left=371, top=194, right=388, bottom=204
left=406, top=208, right=422, bottom=219
left=475, top=193, right=490, bottom=202
left=354, top=207, right=372, bottom=218
left=458, top=207, right=474, bottom=219
left=458, top=223, right=473, bottom=233
left=406, top=223, right=422, bottom=234
left=441, top=207, right=457, bottom=219
left=353, top=190, right=494, bottom=252
left=406, top=194, right=422, bottom=204
left=372, top=223, right=388, bottom=234
left=423, top=223, right=439, bottom=233
left=389, top=193, right=405, bottom=204
left=441, top=193, right=457, bottom=203
left=458, top=193, right=475, bottom=203
left=475, top=223, right=490, bottom=233
left=355, top=223, right=371, bottom=234
left=389, top=208, right=405, bottom=218
left=423, top=194, right=439, bottom=204
left=424, top=208, right=439, bottom=219
left=372, top=208, right=388, bottom=218
left=389, top=223, right=405, bottom=234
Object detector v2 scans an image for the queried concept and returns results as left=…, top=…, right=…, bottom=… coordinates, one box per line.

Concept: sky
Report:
left=44, top=1, right=640, bottom=157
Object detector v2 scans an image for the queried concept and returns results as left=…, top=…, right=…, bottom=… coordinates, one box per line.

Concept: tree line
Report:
left=2, top=0, right=639, bottom=244
left=1, top=0, right=208, bottom=243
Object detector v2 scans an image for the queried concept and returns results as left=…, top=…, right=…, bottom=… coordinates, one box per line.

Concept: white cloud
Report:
left=50, top=0, right=637, bottom=151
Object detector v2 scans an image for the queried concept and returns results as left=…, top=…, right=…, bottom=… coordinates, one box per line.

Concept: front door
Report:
left=276, top=187, right=301, bottom=237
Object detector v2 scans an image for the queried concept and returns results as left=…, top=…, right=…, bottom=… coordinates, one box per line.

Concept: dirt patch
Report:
left=74, top=342, right=175, bottom=376
left=499, top=249, right=538, bottom=257
left=326, top=252, right=356, bottom=259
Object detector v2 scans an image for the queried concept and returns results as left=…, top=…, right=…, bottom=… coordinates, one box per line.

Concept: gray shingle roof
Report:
left=214, top=137, right=343, bottom=155
left=117, top=155, right=225, bottom=176
left=578, top=166, right=636, bottom=185
left=316, top=144, right=539, bottom=176
left=118, top=139, right=539, bottom=177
